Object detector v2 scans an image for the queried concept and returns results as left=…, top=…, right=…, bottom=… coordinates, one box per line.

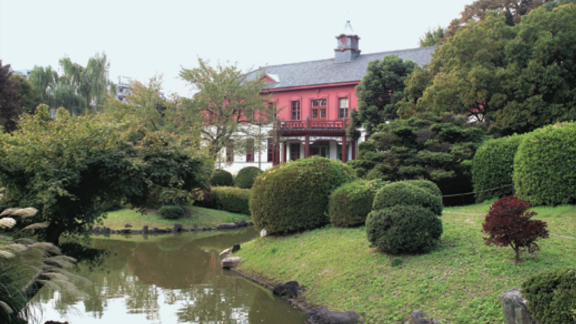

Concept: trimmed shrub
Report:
left=346, top=160, right=376, bottom=178
left=159, top=205, right=185, bottom=220
left=522, top=267, right=576, bottom=324
left=514, top=122, right=576, bottom=206
left=250, top=156, right=357, bottom=234
left=472, top=134, right=524, bottom=203
left=373, top=181, right=443, bottom=216
left=329, top=180, right=387, bottom=227
left=403, top=180, right=442, bottom=198
left=210, top=169, right=234, bottom=187
left=211, top=186, right=251, bottom=215
left=366, top=205, right=443, bottom=254
left=234, top=166, right=263, bottom=189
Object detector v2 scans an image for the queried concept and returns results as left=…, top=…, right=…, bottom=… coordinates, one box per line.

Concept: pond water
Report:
left=35, top=228, right=305, bottom=324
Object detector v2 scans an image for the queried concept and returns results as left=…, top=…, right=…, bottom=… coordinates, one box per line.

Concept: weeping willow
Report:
left=28, top=53, right=117, bottom=115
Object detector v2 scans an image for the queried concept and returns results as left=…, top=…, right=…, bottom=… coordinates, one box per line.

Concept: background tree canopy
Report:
left=0, top=106, right=211, bottom=244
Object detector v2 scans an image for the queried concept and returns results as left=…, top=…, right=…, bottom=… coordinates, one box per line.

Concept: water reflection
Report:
left=35, top=229, right=305, bottom=324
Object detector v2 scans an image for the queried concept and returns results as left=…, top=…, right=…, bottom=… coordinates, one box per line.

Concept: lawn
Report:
left=235, top=200, right=576, bottom=324
left=99, top=205, right=250, bottom=231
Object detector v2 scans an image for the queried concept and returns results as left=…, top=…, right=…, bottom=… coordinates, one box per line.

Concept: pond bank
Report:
left=234, top=202, right=576, bottom=323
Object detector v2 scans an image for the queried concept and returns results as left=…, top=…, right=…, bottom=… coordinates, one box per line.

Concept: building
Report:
left=221, top=21, right=435, bottom=174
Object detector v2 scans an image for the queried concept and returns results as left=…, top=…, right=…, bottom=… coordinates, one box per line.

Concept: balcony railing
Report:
left=279, top=119, right=347, bottom=130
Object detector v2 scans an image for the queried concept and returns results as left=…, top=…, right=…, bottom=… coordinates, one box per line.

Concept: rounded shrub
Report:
left=403, top=180, right=442, bottom=198
left=373, top=181, right=443, bottom=216
left=212, top=186, right=251, bottom=215
left=210, top=169, right=234, bottom=187
left=234, top=166, right=263, bottom=189
left=514, top=122, right=576, bottom=206
left=472, top=134, right=524, bottom=203
left=158, top=205, right=185, bottom=220
left=346, top=160, right=376, bottom=178
left=522, top=267, right=576, bottom=324
left=329, top=180, right=387, bottom=227
left=250, top=156, right=357, bottom=234
left=366, top=205, right=443, bottom=254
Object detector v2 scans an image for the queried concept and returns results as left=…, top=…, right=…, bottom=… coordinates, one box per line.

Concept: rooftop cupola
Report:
left=334, top=20, right=361, bottom=63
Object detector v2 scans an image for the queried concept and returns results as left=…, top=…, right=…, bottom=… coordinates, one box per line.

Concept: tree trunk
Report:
left=514, top=247, right=520, bottom=263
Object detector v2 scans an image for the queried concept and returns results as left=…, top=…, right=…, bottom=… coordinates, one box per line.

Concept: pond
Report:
left=35, top=228, right=305, bottom=324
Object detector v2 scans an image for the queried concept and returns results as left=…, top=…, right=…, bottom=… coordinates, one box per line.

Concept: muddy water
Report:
left=35, top=228, right=305, bottom=324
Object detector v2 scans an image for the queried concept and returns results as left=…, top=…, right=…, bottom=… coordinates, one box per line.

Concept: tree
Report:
left=349, top=55, right=416, bottom=137
left=10, top=74, right=41, bottom=115
left=419, top=27, right=445, bottom=47
left=179, top=58, right=275, bottom=160
left=0, top=105, right=211, bottom=244
left=28, top=53, right=116, bottom=115
left=353, top=113, right=485, bottom=205
left=0, top=61, right=23, bottom=133
left=482, top=196, right=549, bottom=263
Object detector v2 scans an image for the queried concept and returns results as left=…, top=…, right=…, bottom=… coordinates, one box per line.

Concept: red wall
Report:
left=264, top=83, right=359, bottom=122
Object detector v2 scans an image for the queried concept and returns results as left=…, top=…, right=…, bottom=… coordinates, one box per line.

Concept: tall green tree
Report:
left=419, top=27, right=445, bottom=47
left=10, top=74, right=41, bottom=115
left=349, top=55, right=416, bottom=137
left=0, top=61, right=23, bottom=132
left=179, top=58, right=275, bottom=159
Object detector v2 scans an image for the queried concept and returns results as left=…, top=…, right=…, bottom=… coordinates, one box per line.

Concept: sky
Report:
left=0, top=0, right=474, bottom=97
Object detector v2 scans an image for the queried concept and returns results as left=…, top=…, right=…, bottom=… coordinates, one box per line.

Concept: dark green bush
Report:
left=358, top=141, right=377, bottom=160
left=514, top=122, right=576, bottom=206
left=158, top=205, right=185, bottom=220
left=329, top=180, right=387, bottom=227
left=210, top=169, right=234, bottom=187
left=472, top=134, right=524, bottom=203
left=522, top=267, right=576, bottom=324
left=366, top=205, right=443, bottom=254
left=234, top=166, right=263, bottom=189
left=211, top=186, right=251, bottom=215
left=250, top=156, right=357, bottom=234
left=346, top=160, right=376, bottom=178
left=403, top=180, right=442, bottom=198
left=373, top=181, right=443, bottom=216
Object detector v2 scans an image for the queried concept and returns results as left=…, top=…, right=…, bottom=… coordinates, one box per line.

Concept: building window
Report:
left=339, top=98, right=349, bottom=118
left=226, top=141, right=234, bottom=162
left=267, top=138, right=274, bottom=162
left=246, top=139, right=255, bottom=162
left=291, top=101, right=300, bottom=120
left=311, top=99, right=326, bottom=119
left=268, top=102, right=277, bottom=120
left=290, top=143, right=300, bottom=161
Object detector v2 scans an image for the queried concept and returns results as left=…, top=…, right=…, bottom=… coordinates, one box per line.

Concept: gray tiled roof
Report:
left=246, top=46, right=436, bottom=90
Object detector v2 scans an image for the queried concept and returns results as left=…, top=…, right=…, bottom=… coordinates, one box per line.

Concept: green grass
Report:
left=235, top=202, right=576, bottom=324
left=100, top=205, right=250, bottom=231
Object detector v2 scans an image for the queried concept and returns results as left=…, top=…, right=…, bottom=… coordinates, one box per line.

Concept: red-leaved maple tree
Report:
left=482, top=196, right=549, bottom=263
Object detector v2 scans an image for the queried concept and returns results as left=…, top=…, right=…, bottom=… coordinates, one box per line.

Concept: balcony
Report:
left=276, top=119, right=348, bottom=136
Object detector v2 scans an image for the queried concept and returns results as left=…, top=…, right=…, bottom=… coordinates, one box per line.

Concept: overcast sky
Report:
left=0, top=0, right=473, bottom=97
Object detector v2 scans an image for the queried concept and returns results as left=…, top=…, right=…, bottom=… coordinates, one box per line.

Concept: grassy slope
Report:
left=235, top=201, right=576, bottom=324
left=100, top=205, right=250, bottom=231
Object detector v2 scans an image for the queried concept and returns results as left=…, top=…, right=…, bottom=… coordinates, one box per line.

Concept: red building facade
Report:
left=244, top=21, right=435, bottom=167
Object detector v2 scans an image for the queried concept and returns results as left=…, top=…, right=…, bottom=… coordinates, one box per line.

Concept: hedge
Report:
left=472, top=134, right=524, bottom=203
left=366, top=205, right=443, bottom=254
left=328, top=179, right=387, bottom=227
left=250, top=156, right=357, bottom=234
left=211, top=186, right=251, bottom=215
left=514, top=122, right=576, bottom=206
left=522, top=267, right=576, bottom=324
left=210, top=169, right=234, bottom=187
left=372, top=181, right=443, bottom=216
left=158, top=205, right=185, bottom=220
left=234, top=166, right=263, bottom=189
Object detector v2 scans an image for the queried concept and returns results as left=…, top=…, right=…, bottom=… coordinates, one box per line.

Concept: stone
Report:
left=142, top=225, right=148, bottom=234
left=44, top=321, right=70, bottom=324
left=498, top=288, right=540, bottom=324
left=273, top=281, right=299, bottom=298
left=217, top=223, right=239, bottom=230
left=219, top=248, right=231, bottom=257
left=231, top=243, right=241, bottom=253
left=132, top=230, right=141, bottom=234
left=193, top=223, right=198, bottom=229
left=305, top=307, right=360, bottom=324
left=121, top=229, right=131, bottom=234
left=405, top=310, right=441, bottom=324
left=92, top=226, right=100, bottom=233
left=234, top=220, right=246, bottom=227
left=247, top=221, right=253, bottom=226
left=125, top=224, right=132, bottom=228
left=174, top=224, right=183, bottom=232
left=153, top=227, right=159, bottom=233
left=221, top=257, right=242, bottom=269
left=260, top=229, right=267, bottom=237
